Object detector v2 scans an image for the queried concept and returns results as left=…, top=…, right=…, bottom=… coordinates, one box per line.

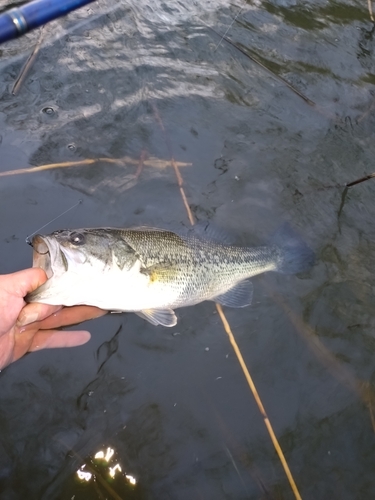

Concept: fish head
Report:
left=26, top=228, right=137, bottom=305
left=31, top=229, right=104, bottom=277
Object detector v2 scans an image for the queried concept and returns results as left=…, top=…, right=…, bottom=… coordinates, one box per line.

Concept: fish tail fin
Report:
left=272, top=224, right=315, bottom=275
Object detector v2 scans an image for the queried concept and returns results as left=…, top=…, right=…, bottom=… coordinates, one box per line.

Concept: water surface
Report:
left=1, top=0, right=375, bottom=498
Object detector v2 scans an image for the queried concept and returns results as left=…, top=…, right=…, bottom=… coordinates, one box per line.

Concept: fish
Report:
left=26, top=224, right=314, bottom=327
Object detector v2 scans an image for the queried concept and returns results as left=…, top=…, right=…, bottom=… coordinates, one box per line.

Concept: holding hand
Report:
left=0, top=268, right=106, bottom=369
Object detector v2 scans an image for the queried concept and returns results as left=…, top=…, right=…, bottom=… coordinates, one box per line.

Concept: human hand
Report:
left=0, top=268, right=107, bottom=369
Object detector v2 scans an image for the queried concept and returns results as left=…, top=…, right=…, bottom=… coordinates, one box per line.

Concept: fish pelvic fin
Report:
left=273, top=224, right=315, bottom=275
left=212, top=279, right=253, bottom=308
left=135, top=308, right=177, bottom=327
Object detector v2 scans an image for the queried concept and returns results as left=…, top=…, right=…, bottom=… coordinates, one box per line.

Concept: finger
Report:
left=3, top=268, right=48, bottom=298
left=17, top=303, right=63, bottom=327
left=0, top=328, right=16, bottom=369
left=12, top=325, right=39, bottom=364
left=37, top=306, right=107, bottom=330
left=29, top=330, right=91, bottom=351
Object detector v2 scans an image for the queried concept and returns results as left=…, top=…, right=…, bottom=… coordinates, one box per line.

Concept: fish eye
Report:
left=69, top=232, right=85, bottom=245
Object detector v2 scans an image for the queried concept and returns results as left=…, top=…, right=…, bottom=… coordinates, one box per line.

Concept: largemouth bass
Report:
left=26, top=225, right=314, bottom=327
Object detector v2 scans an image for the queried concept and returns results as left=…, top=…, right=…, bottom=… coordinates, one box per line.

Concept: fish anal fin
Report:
left=135, top=308, right=177, bottom=327
left=212, top=280, right=253, bottom=308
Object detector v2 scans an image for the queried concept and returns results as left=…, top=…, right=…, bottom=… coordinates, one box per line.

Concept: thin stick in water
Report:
left=0, top=156, right=192, bottom=177
left=151, top=103, right=195, bottom=223
left=346, top=172, right=375, bottom=187
left=216, top=304, right=302, bottom=500
left=12, top=26, right=45, bottom=96
left=368, top=0, right=374, bottom=22
left=206, top=24, right=316, bottom=107
left=135, top=150, right=148, bottom=178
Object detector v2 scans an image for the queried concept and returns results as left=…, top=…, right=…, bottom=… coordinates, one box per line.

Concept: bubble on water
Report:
left=42, top=106, right=54, bottom=115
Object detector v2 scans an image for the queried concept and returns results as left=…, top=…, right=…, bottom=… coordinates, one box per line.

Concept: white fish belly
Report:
left=38, top=261, right=180, bottom=311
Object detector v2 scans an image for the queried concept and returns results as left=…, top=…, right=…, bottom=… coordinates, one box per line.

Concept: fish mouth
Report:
left=31, top=234, right=67, bottom=278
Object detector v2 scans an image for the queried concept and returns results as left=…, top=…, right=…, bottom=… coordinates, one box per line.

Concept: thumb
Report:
left=3, top=268, right=48, bottom=298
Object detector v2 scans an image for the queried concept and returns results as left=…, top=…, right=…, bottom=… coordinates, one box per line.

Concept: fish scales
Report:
left=118, top=229, right=277, bottom=306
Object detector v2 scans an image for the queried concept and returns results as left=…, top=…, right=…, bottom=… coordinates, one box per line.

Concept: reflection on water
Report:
left=1, top=0, right=375, bottom=498
left=74, top=446, right=138, bottom=497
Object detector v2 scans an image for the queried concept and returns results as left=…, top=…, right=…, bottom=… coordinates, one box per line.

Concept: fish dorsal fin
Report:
left=135, top=308, right=177, bottom=327
left=212, top=280, right=253, bottom=308
left=128, top=226, right=172, bottom=233
left=186, top=222, right=237, bottom=245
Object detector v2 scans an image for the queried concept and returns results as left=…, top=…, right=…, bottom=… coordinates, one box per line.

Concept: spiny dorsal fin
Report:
left=184, top=222, right=237, bottom=245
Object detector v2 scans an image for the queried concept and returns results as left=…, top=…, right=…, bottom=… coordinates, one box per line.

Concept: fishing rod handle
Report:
left=0, top=0, right=96, bottom=44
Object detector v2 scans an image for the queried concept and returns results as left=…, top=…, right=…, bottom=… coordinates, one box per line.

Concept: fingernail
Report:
left=17, top=312, right=39, bottom=327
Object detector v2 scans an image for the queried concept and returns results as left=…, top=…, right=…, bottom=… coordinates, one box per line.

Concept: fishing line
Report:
left=25, top=199, right=82, bottom=244
left=214, top=5, right=244, bottom=51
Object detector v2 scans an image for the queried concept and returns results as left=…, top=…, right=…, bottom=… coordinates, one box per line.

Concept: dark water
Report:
left=1, top=0, right=375, bottom=498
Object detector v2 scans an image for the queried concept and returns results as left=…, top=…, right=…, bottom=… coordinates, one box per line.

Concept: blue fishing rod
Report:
left=0, top=0, right=96, bottom=45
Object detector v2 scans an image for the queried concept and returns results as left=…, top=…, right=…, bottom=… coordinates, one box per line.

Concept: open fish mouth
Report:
left=31, top=235, right=66, bottom=278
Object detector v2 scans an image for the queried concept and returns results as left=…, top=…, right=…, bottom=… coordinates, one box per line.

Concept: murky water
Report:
left=1, top=0, right=375, bottom=498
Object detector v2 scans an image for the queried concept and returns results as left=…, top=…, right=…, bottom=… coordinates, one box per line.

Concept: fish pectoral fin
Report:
left=212, top=280, right=253, bottom=308
left=135, top=308, right=177, bottom=327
